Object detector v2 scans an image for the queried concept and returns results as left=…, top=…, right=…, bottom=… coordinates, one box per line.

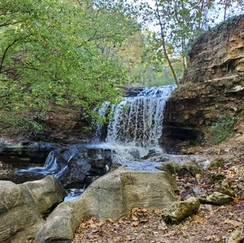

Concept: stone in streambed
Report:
left=162, top=197, right=200, bottom=224
left=206, top=192, right=233, bottom=205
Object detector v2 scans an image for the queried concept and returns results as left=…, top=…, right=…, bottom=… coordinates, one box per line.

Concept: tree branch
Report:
left=155, top=0, right=179, bottom=86
left=0, top=39, right=18, bottom=73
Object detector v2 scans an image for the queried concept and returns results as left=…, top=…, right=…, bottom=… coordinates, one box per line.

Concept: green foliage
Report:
left=208, top=114, right=235, bottom=145
left=0, top=111, right=42, bottom=131
left=116, top=31, right=182, bottom=86
left=0, top=0, right=140, bottom=128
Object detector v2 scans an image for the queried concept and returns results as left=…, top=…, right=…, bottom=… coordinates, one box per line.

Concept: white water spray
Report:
left=95, top=84, right=176, bottom=161
left=105, top=85, right=176, bottom=149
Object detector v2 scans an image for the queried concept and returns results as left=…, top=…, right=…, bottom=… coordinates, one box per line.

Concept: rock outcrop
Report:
left=0, top=176, right=66, bottom=243
left=0, top=138, right=58, bottom=164
left=35, top=168, right=178, bottom=243
left=161, top=15, right=244, bottom=152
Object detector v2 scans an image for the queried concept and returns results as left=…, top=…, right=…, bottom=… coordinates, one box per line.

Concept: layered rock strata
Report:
left=161, top=16, right=244, bottom=151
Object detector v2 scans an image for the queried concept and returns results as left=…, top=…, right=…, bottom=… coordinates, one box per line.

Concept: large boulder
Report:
left=35, top=168, right=178, bottom=243
left=0, top=176, right=66, bottom=243
left=21, top=175, right=66, bottom=214
left=0, top=180, right=43, bottom=243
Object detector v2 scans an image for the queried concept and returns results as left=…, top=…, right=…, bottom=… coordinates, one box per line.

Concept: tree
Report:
left=0, top=0, right=139, bottom=128
left=139, top=0, right=244, bottom=87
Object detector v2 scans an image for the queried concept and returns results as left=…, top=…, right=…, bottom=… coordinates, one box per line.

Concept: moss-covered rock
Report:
left=162, top=197, right=200, bottom=224
left=206, top=158, right=225, bottom=170
left=206, top=192, right=233, bottom=205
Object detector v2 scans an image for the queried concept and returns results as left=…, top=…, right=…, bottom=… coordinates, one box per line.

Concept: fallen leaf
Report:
left=132, top=215, right=139, bottom=221
left=153, top=209, right=162, bottom=214
left=141, top=208, right=148, bottom=213
left=224, top=219, right=244, bottom=227
left=131, top=221, right=139, bottom=227
left=118, top=216, right=127, bottom=224
left=233, top=197, right=239, bottom=203
left=132, top=207, right=140, bottom=215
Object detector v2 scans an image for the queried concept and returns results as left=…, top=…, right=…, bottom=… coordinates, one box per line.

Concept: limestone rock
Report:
left=0, top=139, right=58, bottom=165
left=161, top=16, right=244, bottom=152
left=206, top=191, right=233, bottom=205
left=162, top=197, right=200, bottom=224
left=0, top=181, right=44, bottom=243
left=156, top=160, right=202, bottom=175
left=0, top=176, right=66, bottom=243
left=21, top=175, right=66, bottom=214
left=35, top=168, right=178, bottom=243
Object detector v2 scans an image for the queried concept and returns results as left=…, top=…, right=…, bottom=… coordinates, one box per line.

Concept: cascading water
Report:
left=105, top=85, right=176, bottom=149
left=15, top=84, right=176, bottom=201
left=92, top=84, right=177, bottom=161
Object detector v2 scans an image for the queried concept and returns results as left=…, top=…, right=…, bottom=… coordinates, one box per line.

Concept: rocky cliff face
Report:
left=161, top=15, right=244, bottom=152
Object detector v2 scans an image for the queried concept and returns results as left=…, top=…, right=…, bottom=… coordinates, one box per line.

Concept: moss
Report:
left=207, top=114, right=235, bottom=145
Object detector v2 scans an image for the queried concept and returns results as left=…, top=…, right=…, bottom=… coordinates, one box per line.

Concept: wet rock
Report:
left=35, top=168, right=178, bottom=242
left=0, top=176, right=65, bottom=243
left=206, top=192, right=233, bottom=205
left=0, top=171, right=45, bottom=184
left=0, top=138, right=59, bottom=164
left=16, top=145, right=113, bottom=188
left=108, top=162, right=122, bottom=172
left=162, top=197, right=200, bottom=224
left=56, top=146, right=112, bottom=188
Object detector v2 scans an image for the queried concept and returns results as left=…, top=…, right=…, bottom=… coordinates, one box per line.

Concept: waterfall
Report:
left=14, top=84, right=177, bottom=201
left=104, top=84, right=176, bottom=149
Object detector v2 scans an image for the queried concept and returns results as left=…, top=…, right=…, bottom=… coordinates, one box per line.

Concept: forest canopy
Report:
left=0, top=0, right=243, bottom=129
